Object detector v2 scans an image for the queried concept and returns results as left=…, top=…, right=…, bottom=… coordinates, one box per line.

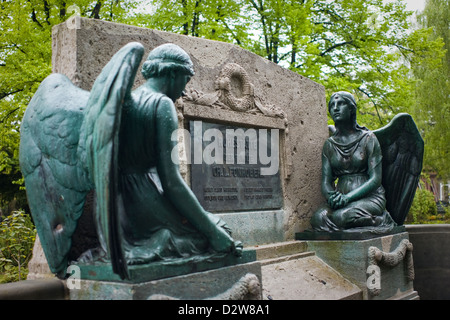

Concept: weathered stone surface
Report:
left=307, top=232, right=419, bottom=300
left=70, top=261, right=262, bottom=300
left=26, top=235, right=55, bottom=280
left=261, top=255, right=362, bottom=300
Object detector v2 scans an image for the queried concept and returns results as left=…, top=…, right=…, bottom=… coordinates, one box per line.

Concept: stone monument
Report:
left=24, top=16, right=328, bottom=300
left=47, top=17, right=328, bottom=249
left=23, top=17, right=420, bottom=300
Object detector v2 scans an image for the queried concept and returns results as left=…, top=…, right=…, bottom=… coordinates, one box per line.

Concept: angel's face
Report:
left=167, top=73, right=192, bottom=102
left=329, top=95, right=352, bottom=123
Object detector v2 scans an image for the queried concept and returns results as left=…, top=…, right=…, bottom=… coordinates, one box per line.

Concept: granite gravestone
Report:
left=189, top=115, right=283, bottom=212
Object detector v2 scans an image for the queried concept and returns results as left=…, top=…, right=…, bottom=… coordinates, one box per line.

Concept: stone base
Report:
left=26, top=235, right=55, bottom=280
left=76, top=249, right=256, bottom=283
left=69, top=261, right=262, bottom=300
left=305, top=232, right=419, bottom=300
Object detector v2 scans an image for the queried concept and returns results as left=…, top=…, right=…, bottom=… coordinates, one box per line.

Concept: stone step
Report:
left=250, top=241, right=363, bottom=300
left=248, top=240, right=310, bottom=261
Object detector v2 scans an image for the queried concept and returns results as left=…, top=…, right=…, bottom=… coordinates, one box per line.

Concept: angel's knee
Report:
left=310, top=205, right=333, bottom=231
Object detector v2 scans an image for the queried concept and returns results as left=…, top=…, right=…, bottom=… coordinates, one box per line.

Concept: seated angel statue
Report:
left=310, top=91, right=397, bottom=232
left=115, top=44, right=243, bottom=264
left=20, top=42, right=242, bottom=280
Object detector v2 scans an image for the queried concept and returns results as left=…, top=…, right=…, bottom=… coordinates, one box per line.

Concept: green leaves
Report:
left=408, top=0, right=449, bottom=179
left=0, top=211, right=36, bottom=282
left=0, top=1, right=140, bottom=205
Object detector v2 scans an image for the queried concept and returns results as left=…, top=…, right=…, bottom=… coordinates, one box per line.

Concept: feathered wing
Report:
left=20, top=74, right=92, bottom=277
left=78, top=42, right=145, bottom=280
left=373, top=113, right=424, bottom=225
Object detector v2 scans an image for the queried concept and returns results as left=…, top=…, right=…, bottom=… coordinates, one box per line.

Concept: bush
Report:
left=0, top=211, right=36, bottom=282
left=406, top=188, right=438, bottom=224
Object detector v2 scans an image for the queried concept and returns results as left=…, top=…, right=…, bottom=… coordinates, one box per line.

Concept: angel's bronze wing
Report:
left=20, top=42, right=145, bottom=279
left=20, top=74, right=92, bottom=277
left=79, top=42, right=145, bottom=279
left=373, top=113, right=424, bottom=225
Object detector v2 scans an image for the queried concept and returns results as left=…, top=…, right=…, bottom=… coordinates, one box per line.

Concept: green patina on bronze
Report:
left=307, top=91, right=424, bottom=235
left=20, top=42, right=244, bottom=281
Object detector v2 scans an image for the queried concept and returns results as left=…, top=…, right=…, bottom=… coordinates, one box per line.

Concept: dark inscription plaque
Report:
left=190, top=121, right=283, bottom=212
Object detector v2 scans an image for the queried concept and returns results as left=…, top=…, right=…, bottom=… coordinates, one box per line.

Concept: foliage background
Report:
left=0, top=211, right=36, bottom=282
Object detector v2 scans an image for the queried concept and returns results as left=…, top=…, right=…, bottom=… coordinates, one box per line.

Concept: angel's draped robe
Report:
left=117, top=88, right=210, bottom=262
left=310, top=131, right=396, bottom=232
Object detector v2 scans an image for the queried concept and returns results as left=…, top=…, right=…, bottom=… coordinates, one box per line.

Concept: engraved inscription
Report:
left=190, top=121, right=283, bottom=212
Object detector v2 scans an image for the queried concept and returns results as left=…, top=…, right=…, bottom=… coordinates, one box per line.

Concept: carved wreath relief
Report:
left=179, top=63, right=287, bottom=122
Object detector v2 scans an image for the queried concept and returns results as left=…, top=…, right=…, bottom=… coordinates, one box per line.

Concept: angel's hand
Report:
left=328, top=191, right=349, bottom=209
left=327, top=191, right=339, bottom=207
left=336, top=193, right=349, bottom=208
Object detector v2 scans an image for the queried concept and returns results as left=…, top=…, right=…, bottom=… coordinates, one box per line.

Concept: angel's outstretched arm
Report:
left=155, top=97, right=238, bottom=254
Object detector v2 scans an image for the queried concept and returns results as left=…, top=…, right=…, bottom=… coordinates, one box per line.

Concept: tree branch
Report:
left=319, top=40, right=354, bottom=56
left=0, top=107, right=21, bottom=124
left=357, top=87, right=383, bottom=124
left=30, top=8, right=43, bottom=28
left=219, top=19, right=242, bottom=45
left=249, top=0, right=271, bottom=61
left=91, top=1, right=102, bottom=19
left=191, top=0, right=201, bottom=37
left=0, top=90, right=23, bottom=101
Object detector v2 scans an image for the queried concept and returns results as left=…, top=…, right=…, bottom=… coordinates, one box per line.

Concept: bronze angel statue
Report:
left=310, top=91, right=424, bottom=233
left=19, top=42, right=242, bottom=280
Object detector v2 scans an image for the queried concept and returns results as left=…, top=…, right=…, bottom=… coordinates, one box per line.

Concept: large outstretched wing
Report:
left=373, top=113, right=424, bottom=225
left=20, top=74, right=92, bottom=277
left=78, top=42, right=145, bottom=280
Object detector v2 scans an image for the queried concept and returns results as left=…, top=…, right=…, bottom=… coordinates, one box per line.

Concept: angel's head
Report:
left=328, top=91, right=368, bottom=132
left=328, top=91, right=357, bottom=124
left=141, top=43, right=195, bottom=80
left=142, top=43, right=195, bottom=101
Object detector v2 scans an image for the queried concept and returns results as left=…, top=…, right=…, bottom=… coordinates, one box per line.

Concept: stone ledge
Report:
left=261, top=255, right=362, bottom=300
left=249, top=240, right=308, bottom=260
left=76, top=249, right=256, bottom=283
left=70, top=261, right=262, bottom=300
left=295, top=225, right=406, bottom=241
